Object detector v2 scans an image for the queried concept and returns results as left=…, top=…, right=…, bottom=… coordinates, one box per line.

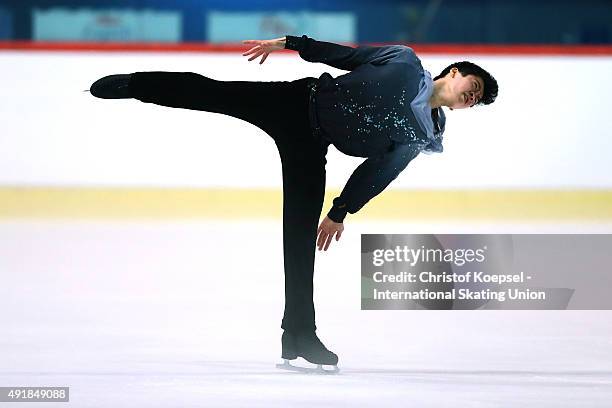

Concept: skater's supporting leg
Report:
left=279, top=330, right=339, bottom=367
left=278, top=141, right=327, bottom=334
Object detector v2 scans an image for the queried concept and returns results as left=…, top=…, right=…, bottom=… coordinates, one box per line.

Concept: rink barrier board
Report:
left=0, top=41, right=611, bottom=55
left=0, top=188, right=611, bottom=220
left=1, top=42, right=609, bottom=219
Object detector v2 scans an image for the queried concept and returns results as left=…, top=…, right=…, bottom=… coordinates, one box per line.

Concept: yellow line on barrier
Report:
left=0, top=187, right=611, bottom=220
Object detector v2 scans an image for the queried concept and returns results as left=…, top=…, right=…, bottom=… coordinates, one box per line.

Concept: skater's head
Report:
left=432, top=61, right=498, bottom=110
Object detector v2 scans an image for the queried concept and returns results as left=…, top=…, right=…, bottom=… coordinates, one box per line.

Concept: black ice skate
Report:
left=89, top=74, right=133, bottom=99
left=276, top=330, right=339, bottom=374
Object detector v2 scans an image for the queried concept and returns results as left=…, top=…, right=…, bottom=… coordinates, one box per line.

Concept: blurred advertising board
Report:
left=207, top=11, right=355, bottom=43
left=33, top=8, right=182, bottom=42
left=0, top=7, right=12, bottom=39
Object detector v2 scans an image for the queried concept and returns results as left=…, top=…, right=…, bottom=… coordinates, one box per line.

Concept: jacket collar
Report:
left=410, top=70, right=445, bottom=154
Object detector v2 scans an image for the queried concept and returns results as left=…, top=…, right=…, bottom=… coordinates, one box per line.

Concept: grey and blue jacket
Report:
left=285, top=35, right=446, bottom=223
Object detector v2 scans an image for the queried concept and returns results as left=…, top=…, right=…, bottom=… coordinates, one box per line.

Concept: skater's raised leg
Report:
left=90, top=71, right=314, bottom=143
left=90, top=74, right=132, bottom=99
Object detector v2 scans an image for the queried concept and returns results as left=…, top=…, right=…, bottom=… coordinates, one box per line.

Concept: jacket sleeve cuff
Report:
left=284, top=35, right=306, bottom=51
left=327, top=205, right=348, bottom=223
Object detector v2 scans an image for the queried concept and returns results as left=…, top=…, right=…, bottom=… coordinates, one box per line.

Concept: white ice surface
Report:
left=1, top=220, right=611, bottom=407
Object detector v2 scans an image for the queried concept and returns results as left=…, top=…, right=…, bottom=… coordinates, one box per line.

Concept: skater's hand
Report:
left=241, top=37, right=286, bottom=64
left=317, top=216, right=344, bottom=252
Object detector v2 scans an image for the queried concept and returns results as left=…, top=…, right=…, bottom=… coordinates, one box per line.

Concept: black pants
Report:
left=129, top=72, right=330, bottom=333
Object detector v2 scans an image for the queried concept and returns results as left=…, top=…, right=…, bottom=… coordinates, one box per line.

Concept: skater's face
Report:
left=446, top=68, right=484, bottom=110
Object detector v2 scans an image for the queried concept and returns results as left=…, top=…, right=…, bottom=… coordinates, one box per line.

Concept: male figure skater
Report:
left=89, top=34, right=498, bottom=372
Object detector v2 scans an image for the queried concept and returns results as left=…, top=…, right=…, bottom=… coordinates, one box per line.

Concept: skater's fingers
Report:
left=242, top=46, right=256, bottom=54
left=319, top=230, right=330, bottom=251
left=248, top=50, right=265, bottom=61
left=249, top=49, right=263, bottom=61
left=335, top=229, right=342, bottom=241
left=317, top=229, right=325, bottom=251
left=259, top=52, right=269, bottom=64
left=323, top=233, right=333, bottom=251
left=242, top=46, right=259, bottom=56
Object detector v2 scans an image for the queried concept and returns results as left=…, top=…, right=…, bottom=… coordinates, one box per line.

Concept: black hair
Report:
left=434, top=61, right=498, bottom=106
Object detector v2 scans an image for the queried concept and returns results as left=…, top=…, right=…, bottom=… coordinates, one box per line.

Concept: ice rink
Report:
left=2, top=219, right=611, bottom=407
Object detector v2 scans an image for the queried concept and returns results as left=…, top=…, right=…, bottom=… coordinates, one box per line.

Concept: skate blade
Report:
left=275, top=359, right=340, bottom=375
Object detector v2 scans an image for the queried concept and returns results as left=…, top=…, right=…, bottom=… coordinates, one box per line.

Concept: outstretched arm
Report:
left=242, top=35, right=411, bottom=70
left=284, top=34, right=411, bottom=71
